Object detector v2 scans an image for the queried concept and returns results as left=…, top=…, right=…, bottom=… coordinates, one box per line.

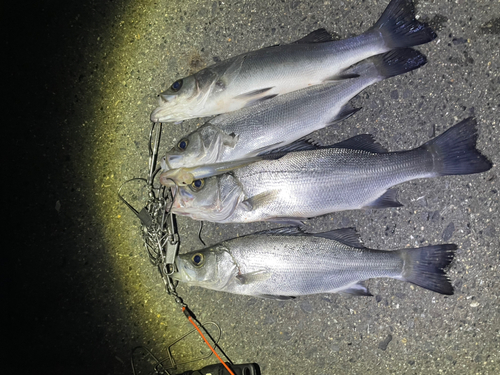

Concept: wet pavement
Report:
left=6, top=0, right=499, bottom=374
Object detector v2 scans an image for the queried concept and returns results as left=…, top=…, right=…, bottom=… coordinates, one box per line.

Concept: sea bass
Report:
left=151, top=0, right=436, bottom=123
left=172, top=227, right=456, bottom=299
left=165, top=118, right=492, bottom=223
left=161, top=49, right=427, bottom=173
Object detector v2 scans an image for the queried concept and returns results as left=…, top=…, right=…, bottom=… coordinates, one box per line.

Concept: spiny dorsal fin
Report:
left=251, top=227, right=305, bottom=236
left=251, top=227, right=365, bottom=249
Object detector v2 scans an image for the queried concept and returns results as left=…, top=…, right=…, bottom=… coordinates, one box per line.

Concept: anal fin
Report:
left=338, top=281, right=372, bottom=296
left=256, top=294, right=296, bottom=301
left=364, top=189, right=403, bottom=209
left=326, top=103, right=361, bottom=126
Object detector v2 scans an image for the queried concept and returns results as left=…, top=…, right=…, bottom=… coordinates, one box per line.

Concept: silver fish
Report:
left=161, top=48, right=427, bottom=173
left=172, top=227, right=456, bottom=299
left=151, top=0, right=436, bottom=122
left=167, top=118, right=491, bottom=223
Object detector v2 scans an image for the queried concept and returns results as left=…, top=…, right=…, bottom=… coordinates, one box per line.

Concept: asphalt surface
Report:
left=5, top=0, right=499, bottom=374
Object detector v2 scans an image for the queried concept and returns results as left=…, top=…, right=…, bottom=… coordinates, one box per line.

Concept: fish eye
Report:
left=191, top=253, right=204, bottom=267
left=177, top=139, right=188, bottom=150
left=190, top=179, right=205, bottom=191
left=170, top=79, right=183, bottom=92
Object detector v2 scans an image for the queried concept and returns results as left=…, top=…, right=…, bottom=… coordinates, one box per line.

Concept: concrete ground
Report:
left=5, top=0, right=499, bottom=374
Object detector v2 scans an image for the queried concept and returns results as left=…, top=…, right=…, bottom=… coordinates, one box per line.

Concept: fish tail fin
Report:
left=367, top=48, right=427, bottom=80
left=397, top=244, right=457, bottom=295
left=370, top=0, right=437, bottom=49
left=419, top=117, right=492, bottom=177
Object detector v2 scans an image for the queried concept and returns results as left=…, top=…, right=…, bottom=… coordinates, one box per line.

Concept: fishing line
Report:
left=121, top=122, right=237, bottom=375
left=182, top=306, right=235, bottom=375
left=197, top=221, right=206, bottom=247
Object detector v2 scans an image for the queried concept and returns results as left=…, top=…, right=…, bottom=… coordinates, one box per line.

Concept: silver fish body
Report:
left=151, top=0, right=436, bottom=123
left=172, top=227, right=456, bottom=298
left=162, top=49, right=427, bottom=171
left=170, top=118, right=491, bottom=223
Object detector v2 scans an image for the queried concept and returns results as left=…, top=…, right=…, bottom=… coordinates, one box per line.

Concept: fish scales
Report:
left=231, top=148, right=433, bottom=221
left=169, top=118, right=492, bottom=223
left=162, top=48, right=427, bottom=171
left=151, top=0, right=436, bottom=122
left=172, top=228, right=457, bottom=298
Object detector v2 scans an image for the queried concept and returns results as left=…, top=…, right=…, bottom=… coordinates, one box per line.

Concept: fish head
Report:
left=170, top=174, right=244, bottom=222
left=150, top=74, right=201, bottom=122
left=172, top=246, right=236, bottom=289
left=162, top=125, right=229, bottom=170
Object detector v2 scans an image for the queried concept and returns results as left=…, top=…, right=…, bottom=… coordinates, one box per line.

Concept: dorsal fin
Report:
left=307, top=228, right=365, bottom=248
left=292, top=28, right=334, bottom=44
left=252, top=227, right=305, bottom=236
left=250, top=227, right=365, bottom=249
left=331, top=134, right=388, bottom=153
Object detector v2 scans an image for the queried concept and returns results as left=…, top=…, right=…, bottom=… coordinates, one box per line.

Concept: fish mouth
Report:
left=170, top=186, right=194, bottom=212
left=150, top=104, right=182, bottom=123
left=150, top=106, right=169, bottom=122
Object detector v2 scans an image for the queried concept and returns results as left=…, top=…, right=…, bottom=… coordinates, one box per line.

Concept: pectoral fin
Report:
left=236, top=269, right=271, bottom=284
left=242, top=94, right=279, bottom=108
left=233, top=87, right=274, bottom=99
left=233, top=87, right=278, bottom=108
left=242, top=190, right=280, bottom=211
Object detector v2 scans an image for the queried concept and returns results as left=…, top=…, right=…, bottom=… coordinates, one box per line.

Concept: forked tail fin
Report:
left=397, top=244, right=457, bottom=295
left=420, top=117, right=492, bottom=177
left=369, top=0, right=437, bottom=48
